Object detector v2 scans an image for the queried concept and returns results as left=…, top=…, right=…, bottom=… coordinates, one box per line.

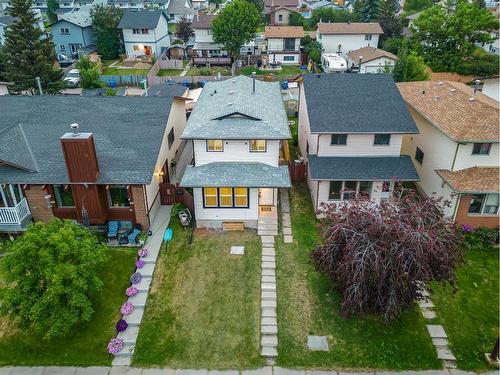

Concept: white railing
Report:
left=0, top=198, right=31, bottom=225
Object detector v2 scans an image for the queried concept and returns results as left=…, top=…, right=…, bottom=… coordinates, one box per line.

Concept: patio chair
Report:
left=107, top=220, right=120, bottom=240
left=127, top=228, right=141, bottom=245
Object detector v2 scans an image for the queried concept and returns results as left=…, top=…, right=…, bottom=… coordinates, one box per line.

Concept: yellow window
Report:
left=219, top=187, right=233, bottom=207
left=204, top=187, right=218, bottom=207
left=207, top=140, right=223, bottom=152
left=234, top=187, right=248, bottom=207
left=250, top=140, right=266, bottom=152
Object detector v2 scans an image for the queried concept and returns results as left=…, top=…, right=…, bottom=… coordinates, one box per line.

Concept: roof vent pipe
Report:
left=474, top=79, right=480, bottom=93
left=70, top=123, right=79, bottom=136
left=252, top=71, right=256, bottom=93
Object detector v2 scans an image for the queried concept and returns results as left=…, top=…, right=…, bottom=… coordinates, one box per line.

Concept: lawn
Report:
left=0, top=247, right=136, bottom=366
left=102, top=67, right=150, bottom=76
left=186, top=66, right=232, bottom=76
left=430, top=245, right=499, bottom=371
left=239, top=65, right=305, bottom=80
left=275, top=184, right=441, bottom=370
left=157, top=69, right=184, bottom=77
left=133, top=215, right=263, bottom=369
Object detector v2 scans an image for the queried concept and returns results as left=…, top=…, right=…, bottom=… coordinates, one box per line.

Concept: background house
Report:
left=264, top=0, right=298, bottom=12
left=346, top=46, right=398, bottom=73
left=118, top=9, right=170, bottom=58
left=316, top=22, right=383, bottom=55
left=51, top=9, right=95, bottom=61
left=192, top=14, right=227, bottom=59
left=0, top=10, right=44, bottom=45
left=298, top=74, right=419, bottom=214
left=166, top=0, right=195, bottom=23
left=398, top=80, right=499, bottom=228
left=265, top=6, right=300, bottom=25
left=264, top=26, right=304, bottom=65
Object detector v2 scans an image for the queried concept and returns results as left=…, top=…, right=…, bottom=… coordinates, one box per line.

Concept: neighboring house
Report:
left=264, top=26, right=304, bottom=64
left=398, top=80, right=499, bottom=228
left=479, top=76, right=499, bottom=102
left=180, top=75, right=292, bottom=229
left=307, top=0, right=336, bottom=10
left=0, top=81, right=13, bottom=95
left=346, top=46, right=398, bottom=73
left=478, top=30, right=499, bottom=55
left=264, top=0, right=298, bottom=11
left=118, top=9, right=171, bottom=58
left=51, top=9, right=95, bottom=60
left=166, top=0, right=195, bottom=22
left=192, top=14, right=227, bottom=58
left=298, top=74, right=419, bottom=214
left=266, top=6, right=300, bottom=25
left=0, top=10, right=44, bottom=45
left=0, top=91, right=188, bottom=233
left=191, top=0, right=208, bottom=10
left=316, top=22, right=383, bottom=55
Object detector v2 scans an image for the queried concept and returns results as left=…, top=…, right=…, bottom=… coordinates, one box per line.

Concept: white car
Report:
left=64, top=69, right=81, bottom=87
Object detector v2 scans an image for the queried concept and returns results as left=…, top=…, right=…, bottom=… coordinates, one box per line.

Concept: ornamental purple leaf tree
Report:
left=311, top=186, right=463, bottom=321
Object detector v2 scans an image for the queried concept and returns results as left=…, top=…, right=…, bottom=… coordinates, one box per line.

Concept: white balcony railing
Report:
left=0, top=198, right=31, bottom=225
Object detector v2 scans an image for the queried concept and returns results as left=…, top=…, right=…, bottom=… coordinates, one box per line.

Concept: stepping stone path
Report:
left=112, top=206, right=172, bottom=366
left=307, top=336, right=329, bottom=351
left=417, top=285, right=457, bottom=369
left=280, top=190, right=293, bottom=244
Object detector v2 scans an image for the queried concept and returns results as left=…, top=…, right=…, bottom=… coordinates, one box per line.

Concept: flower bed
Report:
left=107, top=338, right=124, bottom=355
left=130, top=272, right=142, bottom=285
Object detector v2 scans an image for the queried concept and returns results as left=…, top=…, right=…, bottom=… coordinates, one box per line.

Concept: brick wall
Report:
left=24, top=185, right=54, bottom=223
left=455, top=194, right=499, bottom=229
left=130, top=185, right=149, bottom=230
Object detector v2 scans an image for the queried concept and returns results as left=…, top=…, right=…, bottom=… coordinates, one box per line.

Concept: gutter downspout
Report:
left=451, top=192, right=460, bottom=222
left=451, top=142, right=461, bottom=172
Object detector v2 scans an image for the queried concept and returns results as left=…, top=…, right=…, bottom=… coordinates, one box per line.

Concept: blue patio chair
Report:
left=127, top=228, right=141, bottom=244
left=107, top=221, right=119, bottom=239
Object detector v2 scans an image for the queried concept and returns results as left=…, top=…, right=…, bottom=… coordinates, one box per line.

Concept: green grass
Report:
left=276, top=184, right=441, bottom=370
left=102, top=67, right=150, bottom=76
left=157, top=69, right=184, bottom=76
left=238, top=65, right=305, bottom=80
left=133, top=217, right=264, bottom=369
left=187, top=66, right=232, bottom=76
left=288, top=117, right=299, bottom=160
left=0, top=247, right=136, bottom=366
left=430, top=246, right=499, bottom=371
left=168, top=23, right=177, bottom=33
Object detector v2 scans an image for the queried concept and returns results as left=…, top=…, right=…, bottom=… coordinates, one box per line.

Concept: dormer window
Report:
left=250, top=140, right=266, bottom=152
left=207, top=139, right=223, bottom=152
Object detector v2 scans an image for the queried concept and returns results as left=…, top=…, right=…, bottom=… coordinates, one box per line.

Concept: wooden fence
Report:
left=427, top=68, right=474, bottom=83
left=289, top=162, right=307, bottom=183
left=159, top=183, right=195, bottom=215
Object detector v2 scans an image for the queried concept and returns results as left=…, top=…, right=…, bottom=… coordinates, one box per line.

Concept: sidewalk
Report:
left=0, top=366, right=496, bottom=375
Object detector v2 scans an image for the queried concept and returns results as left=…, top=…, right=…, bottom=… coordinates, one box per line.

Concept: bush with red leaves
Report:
left=311, top=187, right=463, bottom=321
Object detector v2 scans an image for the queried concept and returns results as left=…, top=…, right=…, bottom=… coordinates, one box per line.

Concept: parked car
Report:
left=64, top=69, right=81, bottom=87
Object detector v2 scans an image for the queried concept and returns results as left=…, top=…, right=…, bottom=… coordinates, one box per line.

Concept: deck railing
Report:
left=0, top=198, right=31, bottom=225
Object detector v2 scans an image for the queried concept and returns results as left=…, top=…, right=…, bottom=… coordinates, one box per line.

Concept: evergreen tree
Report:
left=175, top=16, right=194, bottom=44
left=378, top=0, right=402, bottom=43
left=0, top=46, right=7, bottom=81
left=90, top=5, right=123, bottom=60
left=4, top=0, right=65, bottom=94
left=355, top=0, right=381, bottom=22
left=47, top=0, right=59, bottom=24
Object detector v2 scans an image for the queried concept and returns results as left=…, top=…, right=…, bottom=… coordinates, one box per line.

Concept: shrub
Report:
left=0, top=219, right=109, bottom=339
left=312, top=187, right=463, bottom=321
left=116, top=319, right=128, bottom=332
left=107, top=337, right=124, bottom=354
left=463, top=226, right=499, bottom=250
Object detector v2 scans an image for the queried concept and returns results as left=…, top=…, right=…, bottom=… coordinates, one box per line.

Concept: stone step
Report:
left=258, top=223, right=278, bottom=229
left=427, top=324, right=447, bottom=339
left=262, top=261, right=276, bottom=270
left=112, top=356, right=132, bottom=366
left=128, top=291, right=148, bottom=307
left=261, top=307, right=276, bottom=318
left=139, top=262, right=156, bottom=277
left=262, top=248, right=276, bottom=257
left=114, top=343, right=135, bottom=357
left=261, top=282, right=276, bottom=291
left=262, top=269, right=276, bottom=277
left=136, top=276, right=152, bottom=292
left=124, top=307, right=144, bottom=326
left=432, top=338, right=449, bottom=347
left=261, top=317, right=277, bottom=326
left=437, top=347, right=456, bottom=361
left=261, top=236, right=275, bottom=245
left=258, top=217, right=278, bottom=223
left=284, top=235, right=293, bottom=244
left=262, top=275, right=276, bottom=284
left=421, top=309, right=437, bottom=320
left=258, top=230, right=278, bottom=236
left=142, top=257, right=156, bottom=265
left=261, top=324, right=278, bottom=334
left=262, top=255, right=275, bottom=263
left=261, top=299, right=277, bottom=308
left=261, top=334, right=278, bottom=347
left=419, top=300, right=435, bottom=309
left=261, top=346, right=278, bottom=358
left=261, top=291, right=277, bottom=300
left=443, top=360, right=457, bottom=369
left=282, top=227, right=292, bottom=235
left=117, top=325, right=140, bottom=344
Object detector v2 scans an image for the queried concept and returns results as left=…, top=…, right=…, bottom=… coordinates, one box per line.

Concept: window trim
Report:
left=327, top=180, right=373, bottom=201
left=249, top=139, right=267, bottom=153
left=219, top=187, right=233, bottom=208
left=202, top=187, right=250, bottom=209
left=53, top=184, right=75, bottom=208
left=467, top=193, right=499, bottom=216
left=471, top=142, right=492, bottom=155
left=206, top=139, right=224, bottom=152
left=374, top=133, right=391, bottom=146
left=331, top=134, right=348, bottom=145
left=203, top=187, right=218, bottom=208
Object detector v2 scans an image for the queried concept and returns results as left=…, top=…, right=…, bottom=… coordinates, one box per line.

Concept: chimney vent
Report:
left=70, top=123, right=79, bottom=136
left=474, top=79, right=480, bottom=93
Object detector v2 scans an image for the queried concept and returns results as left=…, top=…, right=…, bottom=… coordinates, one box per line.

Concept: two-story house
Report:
left=398, top=81, right=499, bottom=228
left=51, top=9, right=95, bottom=60
left=265, top=5, right=301, bottom=26
left=191, top=14, right=227, bottom=59
left=298, top=74, right=419, bottom=214
left=180, top=75, right=291, bottom=230
left=0, top=88, right=189, bottom=233
left=316, top=22, right=383, bottom=56
left=264, top=26, right=304, bottom=65
left=118, top=9, right=170, bottom=58
left=0, top=9, right=44, bottom=45
left=264, top=0, right=298, bottom=12
left=166, top=0, right=195, bottom=23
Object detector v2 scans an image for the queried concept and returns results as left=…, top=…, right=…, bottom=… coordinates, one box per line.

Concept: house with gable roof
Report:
left=180, top=75, right=291, bottom=230
left=316, top=22, right=383, bottom=56
left=51, top=9, right=95, bottom=60
left=398, top=80, right=500, bottom=228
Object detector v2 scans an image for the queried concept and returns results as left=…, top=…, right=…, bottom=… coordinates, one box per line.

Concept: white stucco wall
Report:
left=453, top=142, right=499, bottom=171
left=318, top=33, right=380, bottom=55
left=122, top=15, right=170, bottom=57
left=194, top=28, right=213, bottom=43
left=481, top=78, right=499, bottom=102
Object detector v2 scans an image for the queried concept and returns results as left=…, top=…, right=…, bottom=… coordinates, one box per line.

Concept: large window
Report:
left=328, top=181, right=342, bottom=200
left=203, top=187, right=249, bottom=208
left=250, top=140, right=266, bottom=152
left=468, top=193, right=499, bottom=215
left=472, top=143, right=491, bottom=155
left=108, top=185, right=129, bottom=207
left=283, top=38, right=295, bottom=51
left=374, top=134, right=391, bottom=145
left=207, top=139, right=223, bottom=152
left=328, top=181, right=372, bottom=201
left=364, top=34, right=372, bottom=40
left=54, top=185, right=75, bottom=207
left=343, top=181, right=358, bottom=200
left=331, top=134, right=347, bottom=145
left=415, top=147, right=424, bottom=164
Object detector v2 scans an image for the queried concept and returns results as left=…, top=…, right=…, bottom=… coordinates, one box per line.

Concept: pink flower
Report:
left=126, top=287, right=138, bottom=297
left=120, top=302, right=134, bottom=315
left=136, top=259, right=145, bottom=269
left=107, top=338, right=124, bottom=354
left=138, top=248, right=149, bottom=258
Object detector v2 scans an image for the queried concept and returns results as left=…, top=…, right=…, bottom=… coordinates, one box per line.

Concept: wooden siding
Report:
left=60, top=134, right=99, bottom=183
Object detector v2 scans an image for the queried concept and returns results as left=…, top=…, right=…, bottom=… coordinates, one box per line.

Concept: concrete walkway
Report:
left=0, top=366, right=496, bottom=375
left=112, top=206, right=172, bottom=366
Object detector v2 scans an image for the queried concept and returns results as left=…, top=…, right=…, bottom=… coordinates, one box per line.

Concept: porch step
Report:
left=117, top=325, right=140, bottom=344
left=258, top=229, right=278, bottom=236
left=262, top=317, right=277, bottom=326
left=261, top=334, right=278, bottom=347
left=261, top=307, right=276, bottom=318
left=258, top=218, right=278, bottom=225
left=261, top=346, right=278, bottom=358
left=114, top=343, right=135, bottom=358
left=223, top=222, right=245, bottom=231
left=128, top=291, right=148, bottom=307
left=261, top=291, right=277, bottom=300
left=261, top=299, right=277, bottom=308
left=262, top=275, right=276, bottom=283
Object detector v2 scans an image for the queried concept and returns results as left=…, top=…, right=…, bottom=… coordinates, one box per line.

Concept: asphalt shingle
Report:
left=118, top=9, right=166, bottom=29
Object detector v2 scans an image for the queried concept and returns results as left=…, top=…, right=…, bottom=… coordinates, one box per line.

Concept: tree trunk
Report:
left=490, top=338, right=499, bottom=361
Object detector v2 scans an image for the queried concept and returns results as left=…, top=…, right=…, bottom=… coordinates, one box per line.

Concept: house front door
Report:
left=259, top=188, right=274, bottom=206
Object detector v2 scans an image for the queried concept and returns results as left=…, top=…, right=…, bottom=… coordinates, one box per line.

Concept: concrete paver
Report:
left=42, top=367, right=76, bottom=375
left=11, top=368, right=44, bottom=375
left=74, top=367, right=111, bottom=375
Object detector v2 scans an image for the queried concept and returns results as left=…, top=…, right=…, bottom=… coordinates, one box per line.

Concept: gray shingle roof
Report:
left=180, top=162, right=291, bottom=187
left=181, top=76, right=291, bottom=140
left=0, top=96, right=178, bottom=185
left=0, top=125, right=39, bottom=172
left=118, top=9, right=167, bottom=29
left=0, top=16, right=15, bottom=26
left=308, top=155, right=419, bottom=181
left=303, top=74, right=418, bottom=134
left=57, top=9, right=92, bottom=28
left=168, top=0, right=195, bottom=16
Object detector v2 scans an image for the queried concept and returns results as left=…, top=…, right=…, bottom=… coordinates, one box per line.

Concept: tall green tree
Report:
left=392, top=42, right=429, bottom=82
left=47, top=0, right=59, bottom=24
left=0, top=46, right=7, bottom=81
left=355, top=0, right=381, bottom=22
left=90, top=5, right=123, bottom=60
left=310, top=8, right=357, bottom=27
left=411, top=0, right=498, bottom=72
left=4, top=0, right=65, bottom=94
left=212, top=0, right=260, bottom=73
left=0, top=220, right=109, bottom=339
left=245, top=0, right=264, bottom=13
left=76, top=56, right=103, bottom=89
left=403, top=0, right=432, bottom=13
left=378, top=0, right=402, bottom=43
